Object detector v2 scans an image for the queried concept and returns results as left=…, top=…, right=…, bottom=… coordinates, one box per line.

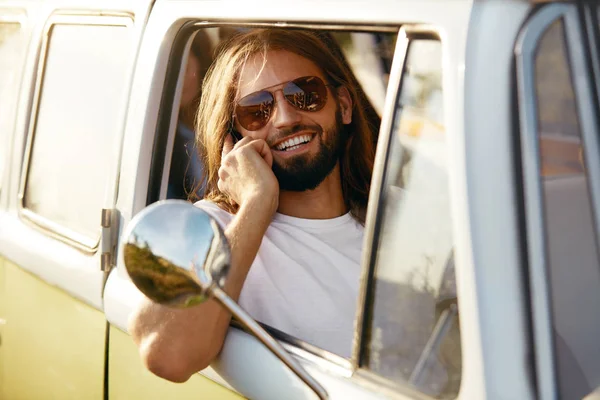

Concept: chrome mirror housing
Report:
left=122, top=200, right=327, bottom=400
left=123, top=201, right=230, bottom=307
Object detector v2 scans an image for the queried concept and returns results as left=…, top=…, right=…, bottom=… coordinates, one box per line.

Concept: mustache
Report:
left=268, top=124, right=323, bottom=147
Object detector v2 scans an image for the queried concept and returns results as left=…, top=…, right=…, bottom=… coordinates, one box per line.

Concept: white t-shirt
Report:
left=195, top=200, right=364, bottom=357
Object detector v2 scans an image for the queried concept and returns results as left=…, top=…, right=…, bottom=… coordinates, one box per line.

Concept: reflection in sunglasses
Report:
left=235, top=76, right=329, bottom=131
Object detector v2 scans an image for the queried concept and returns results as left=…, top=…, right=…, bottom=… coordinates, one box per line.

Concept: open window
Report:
left=144, top=24, right=398, bottom=361
left=146, top=21, right=462, bottom=398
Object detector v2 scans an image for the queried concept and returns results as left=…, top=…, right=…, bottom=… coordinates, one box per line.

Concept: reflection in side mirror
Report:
left=123, top=202, right=229, bottom=308
left=123, top=200, right=327, bottom=400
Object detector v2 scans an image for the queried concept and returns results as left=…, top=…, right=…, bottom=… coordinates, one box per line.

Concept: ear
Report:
left=336, top=86, right=353, bottom=125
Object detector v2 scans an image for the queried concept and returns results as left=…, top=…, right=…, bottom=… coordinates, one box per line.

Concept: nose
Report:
left=270, top=91, right=302, bottom=129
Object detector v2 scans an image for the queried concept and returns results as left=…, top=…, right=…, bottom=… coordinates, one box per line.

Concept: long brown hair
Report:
left=195, top=29, right=376, bottom=223
left=178, top=30, right=214, bottom=128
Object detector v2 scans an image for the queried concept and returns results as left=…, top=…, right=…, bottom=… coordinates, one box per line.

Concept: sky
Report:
left=128, top=201, right=218, bottom=273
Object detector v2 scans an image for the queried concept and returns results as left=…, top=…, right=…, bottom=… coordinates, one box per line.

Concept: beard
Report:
left=272, top=109, right=346, bottom=192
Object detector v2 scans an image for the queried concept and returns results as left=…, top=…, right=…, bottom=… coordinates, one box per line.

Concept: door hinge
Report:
left=101, top=208, right=120, bottom=272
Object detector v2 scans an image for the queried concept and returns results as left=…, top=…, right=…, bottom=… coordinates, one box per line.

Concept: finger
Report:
left=217, top=178, right=226, bottom=194
left=222, top=133, right=234, bottom=157
left=233, top=135, right=253, bottom=150
left=217, top=172, right=229, bottom=195
left=246, top=139, right=273, bottom=168
left=258, top=141, right=273, bottom=168
left=218, top=166, right=229, bottom=181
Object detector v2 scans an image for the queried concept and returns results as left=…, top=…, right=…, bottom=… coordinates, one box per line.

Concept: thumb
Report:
left=222, top=133, right=234, bottom=157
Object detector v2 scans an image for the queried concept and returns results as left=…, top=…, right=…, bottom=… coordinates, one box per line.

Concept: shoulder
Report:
left=194, top=200, right=234, bottom=229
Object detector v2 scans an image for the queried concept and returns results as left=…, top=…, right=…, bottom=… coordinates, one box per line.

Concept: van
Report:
left=1, top=0, right=599, bottom=399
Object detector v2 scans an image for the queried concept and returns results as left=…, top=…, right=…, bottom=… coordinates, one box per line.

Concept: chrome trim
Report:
left=351, top=27, right=409, bottom=369
left=580, top=4, right=600, bottom=253
left=17, top=13, right=134, bottom=254
left=352, top=25, right=443, bottom=372
left=189, top=20, right=397, bottom=33
left=514, top=4, right=570, bottom=399
left=101, top=207, right=119, bottom=272
left=101, top=208, right=112, bottom=228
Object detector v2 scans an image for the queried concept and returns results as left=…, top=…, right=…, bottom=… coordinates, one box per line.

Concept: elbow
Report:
left=138, top=335, right=220, bottom=383
left=142, top=344, right=196, bottom=383
left=127, top=300, right=227, bottom=382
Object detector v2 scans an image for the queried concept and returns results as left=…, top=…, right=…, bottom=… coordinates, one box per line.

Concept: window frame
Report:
left=17, top=13, right=134, bottom=253
left=0, top=12, right=27, bottom=208
left=148, top=20, right=446, bottom=397
left=352, top=25, right=455, bottom=400
left=515, top=3, right=600, bottom=399
left=583, top=1, right=600, bottom=183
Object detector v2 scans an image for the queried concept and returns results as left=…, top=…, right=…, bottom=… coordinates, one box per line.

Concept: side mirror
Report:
left=122, top=200, right=327, bottom=400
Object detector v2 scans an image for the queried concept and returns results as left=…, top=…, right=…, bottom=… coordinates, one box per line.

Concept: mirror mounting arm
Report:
left=211, top=286, right=328, bottom=400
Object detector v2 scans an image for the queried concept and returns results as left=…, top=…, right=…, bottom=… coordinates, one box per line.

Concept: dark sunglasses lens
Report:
left=283, top=76, right=328, bottom=112
left=235, top=91, right=274, bottom=131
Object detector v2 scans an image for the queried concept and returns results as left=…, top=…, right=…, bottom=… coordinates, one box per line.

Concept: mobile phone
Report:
left=230, top=128, right=243, bottom=144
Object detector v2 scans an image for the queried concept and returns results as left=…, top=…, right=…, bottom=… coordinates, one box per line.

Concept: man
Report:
left=129, top=28, right=376, bottom=383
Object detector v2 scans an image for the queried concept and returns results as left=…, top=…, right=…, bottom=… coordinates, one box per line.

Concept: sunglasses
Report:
left=234, top=75, right=332, bottom=131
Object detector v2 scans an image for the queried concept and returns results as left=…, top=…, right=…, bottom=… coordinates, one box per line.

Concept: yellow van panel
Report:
left=0, top=258, right=5, bottom=395
left=109, top=325, right=244, bottom=399
left=0, top=258, right=105, bottom=400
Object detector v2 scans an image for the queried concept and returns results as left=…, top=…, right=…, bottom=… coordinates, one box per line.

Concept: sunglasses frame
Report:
left=233, top=75, right=335, bottom=132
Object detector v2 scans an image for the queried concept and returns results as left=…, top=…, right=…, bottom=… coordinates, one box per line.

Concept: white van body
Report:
left=1, top=0, right=599, bottom=399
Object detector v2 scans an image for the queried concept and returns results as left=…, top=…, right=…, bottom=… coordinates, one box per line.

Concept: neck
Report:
left=276, top=163, right=347, bottom=219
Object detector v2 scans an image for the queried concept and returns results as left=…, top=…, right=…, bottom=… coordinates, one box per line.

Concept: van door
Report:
left=101, top=1, right=476, bottom=399
left=0, top=1, right=153, bottom=399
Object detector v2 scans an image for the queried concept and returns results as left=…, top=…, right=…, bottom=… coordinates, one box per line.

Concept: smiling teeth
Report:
left=276, top=135, right=312, bottom=151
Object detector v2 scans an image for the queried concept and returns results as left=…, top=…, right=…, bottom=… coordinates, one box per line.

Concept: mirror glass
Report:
left=123, top=200, right=230, bottom=307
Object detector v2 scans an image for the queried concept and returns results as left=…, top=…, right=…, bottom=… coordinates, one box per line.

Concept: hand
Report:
left=218, top=134, right=279, bottom=214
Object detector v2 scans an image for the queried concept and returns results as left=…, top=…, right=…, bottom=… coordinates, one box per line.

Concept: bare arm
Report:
left=128, top=136, right=278, bottom=382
